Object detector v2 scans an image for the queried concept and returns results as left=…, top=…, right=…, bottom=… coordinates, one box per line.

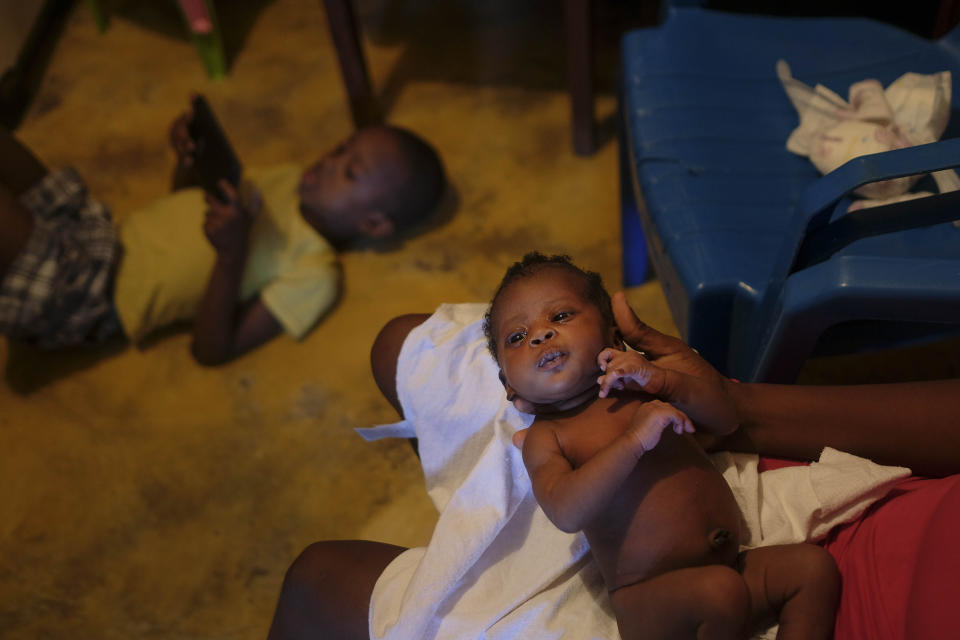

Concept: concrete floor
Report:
left=2, top=1, right=958, bottom=638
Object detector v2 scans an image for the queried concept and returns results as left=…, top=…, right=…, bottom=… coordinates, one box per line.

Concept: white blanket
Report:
left=776, top=60, right=960, bottom=212
left=357, top=304, right=910, bottom=639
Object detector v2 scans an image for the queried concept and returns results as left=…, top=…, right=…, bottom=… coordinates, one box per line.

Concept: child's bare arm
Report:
left=597, top=348, right=738, bottom=437
left=523, top=401, right=693, bottom=533
left=738, top=544, right=840, bottom=640
left=191, top=180, right=281, bottom=365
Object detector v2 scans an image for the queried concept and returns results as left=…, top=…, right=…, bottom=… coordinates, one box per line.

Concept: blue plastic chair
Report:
left=620, top=6, right=960, bottom=382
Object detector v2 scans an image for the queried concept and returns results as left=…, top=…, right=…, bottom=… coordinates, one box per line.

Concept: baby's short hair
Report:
left=482, top=252, right=614, bottom=361
left=380, top=126, right=445, bottom=232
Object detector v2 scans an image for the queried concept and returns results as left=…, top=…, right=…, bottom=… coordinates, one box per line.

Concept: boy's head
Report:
left=483, top=252, right=617, bottom=410
left=298, top=125, right=445, bottom=247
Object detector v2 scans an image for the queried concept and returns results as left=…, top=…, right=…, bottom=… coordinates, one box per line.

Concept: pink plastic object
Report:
left=178, top=0, right=212, bottom=34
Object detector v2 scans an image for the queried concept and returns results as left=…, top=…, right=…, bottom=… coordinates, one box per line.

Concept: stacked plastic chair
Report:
left=620, top=4, right=960, bottom=381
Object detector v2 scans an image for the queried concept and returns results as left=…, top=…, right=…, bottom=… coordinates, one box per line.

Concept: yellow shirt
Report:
left=113, top=164, right=339, bottom=342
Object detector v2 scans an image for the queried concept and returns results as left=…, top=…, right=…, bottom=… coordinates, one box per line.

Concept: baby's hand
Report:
left=596, top=348, right=666, bottom=398
left=627, top=400, right=694, bottom=458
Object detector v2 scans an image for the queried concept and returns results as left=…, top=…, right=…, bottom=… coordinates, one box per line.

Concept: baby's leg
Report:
left=609, top=565, right=751, bottom=640
left=737, top=543, right=840, bottom=640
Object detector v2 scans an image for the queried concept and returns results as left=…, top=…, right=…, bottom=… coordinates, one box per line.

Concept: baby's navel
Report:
left=708, top=528, right=733, bottom=551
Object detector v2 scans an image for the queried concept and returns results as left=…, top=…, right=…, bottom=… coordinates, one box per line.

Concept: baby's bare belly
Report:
left=583, top=432, right=742, bottom=591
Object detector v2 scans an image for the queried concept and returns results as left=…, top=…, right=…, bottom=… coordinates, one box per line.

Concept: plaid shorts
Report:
left=0, top=168, right=121, bottom=348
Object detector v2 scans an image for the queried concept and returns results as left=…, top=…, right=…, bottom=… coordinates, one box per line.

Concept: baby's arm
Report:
left=597, top=348, right=738, bottom=437
left=523, top=400, right=692, bottom=533
left=738, top=543, right=840, bottom=640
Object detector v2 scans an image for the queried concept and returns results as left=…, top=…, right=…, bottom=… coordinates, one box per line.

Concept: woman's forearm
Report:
left=718, top=379, right=960, bottom=477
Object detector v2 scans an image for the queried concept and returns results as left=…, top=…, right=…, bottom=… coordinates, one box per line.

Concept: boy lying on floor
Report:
left=0, top=110, right=444, bottom=364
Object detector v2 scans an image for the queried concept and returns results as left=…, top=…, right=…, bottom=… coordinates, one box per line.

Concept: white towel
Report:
left=776, top=59, right=960, bottom=213
left=360, top=304, right=910, bottom=639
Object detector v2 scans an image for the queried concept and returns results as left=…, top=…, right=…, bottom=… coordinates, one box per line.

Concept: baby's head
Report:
left=298, top=125, right=445, bottom=247
left=483, top=252, right=618, bottom=412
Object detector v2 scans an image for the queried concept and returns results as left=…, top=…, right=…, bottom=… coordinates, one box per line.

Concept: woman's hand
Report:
left=609, top=291, right=725, bottom=391
left=607, top=291, right=739, bottom=437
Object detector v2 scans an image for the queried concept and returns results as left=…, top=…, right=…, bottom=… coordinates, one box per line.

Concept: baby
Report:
left=483, top=252, right=840, bottom=640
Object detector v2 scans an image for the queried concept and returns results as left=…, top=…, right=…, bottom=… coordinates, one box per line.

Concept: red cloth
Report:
left=756, top=456, right=807, bottom=473
left=758, top=457, right=960, bottom=640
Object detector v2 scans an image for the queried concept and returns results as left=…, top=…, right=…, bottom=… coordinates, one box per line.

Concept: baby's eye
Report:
left=506, top=330, right=526, bottom=345
left=553, top=311, right=572, bottom=322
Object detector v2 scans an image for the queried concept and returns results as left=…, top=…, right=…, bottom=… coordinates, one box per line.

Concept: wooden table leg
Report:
left=321, top=0, right=382, bottom=127
left=934, top=0, right=960, bottom=37
left=564, top=0, right=595, bottom=155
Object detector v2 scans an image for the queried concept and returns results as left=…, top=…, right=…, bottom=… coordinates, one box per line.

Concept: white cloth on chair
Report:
left=777, top=59, right=960, bottom=205
left=358, top=303, right=909, bottom=639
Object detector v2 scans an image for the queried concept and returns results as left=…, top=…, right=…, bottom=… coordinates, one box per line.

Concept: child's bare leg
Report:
left=609, top=565, right=751, bottom=640
left=737, top=544, right=840, bottom=640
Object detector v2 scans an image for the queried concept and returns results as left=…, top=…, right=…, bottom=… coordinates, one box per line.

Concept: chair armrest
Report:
left=768, top=138, right=960, bottom=280
left=799, top=137, right=960, bottom=230
left=756, top=137, right=960, bottom=328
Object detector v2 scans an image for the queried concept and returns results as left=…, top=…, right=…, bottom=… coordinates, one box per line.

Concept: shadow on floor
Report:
left=3, top=320, right=200, bottom=394
left=4, top=335, right=128, bottom=394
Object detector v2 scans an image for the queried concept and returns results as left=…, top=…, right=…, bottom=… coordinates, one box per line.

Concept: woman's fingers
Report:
left=612, top=291, right=682, bottom=359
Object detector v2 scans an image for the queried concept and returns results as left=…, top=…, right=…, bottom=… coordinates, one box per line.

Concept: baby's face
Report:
left=491, top=268, right=613, bottom=408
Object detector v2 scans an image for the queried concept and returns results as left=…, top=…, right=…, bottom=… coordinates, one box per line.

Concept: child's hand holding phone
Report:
left=169, top=111, right=196, bottom=167
left=202, top=180, right=261, bottom=256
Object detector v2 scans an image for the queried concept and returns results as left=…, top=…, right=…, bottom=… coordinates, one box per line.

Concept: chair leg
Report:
left=618, top=95, right=649, bottom=286
left=933, top=0, right=960, bottom=37
left=564, top=0, right=595, bottom=156
left=321, top=0, right=382, bottom=128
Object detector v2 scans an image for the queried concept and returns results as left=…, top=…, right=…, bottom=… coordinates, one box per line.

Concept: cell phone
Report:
left=187, top=94, right=242, bottom=202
